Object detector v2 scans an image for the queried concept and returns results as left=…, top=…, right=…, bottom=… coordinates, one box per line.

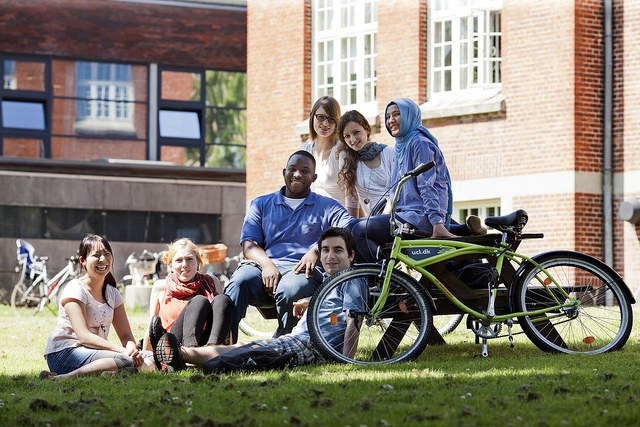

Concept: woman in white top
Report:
left=337, top=110, right=395, bottom=217
left=41, top=234, right=155, bottom=379
left=300, top=96, right=358, bottom=216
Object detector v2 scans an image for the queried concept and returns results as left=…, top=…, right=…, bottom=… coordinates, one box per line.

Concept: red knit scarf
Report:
left=164, top=272, right=218, bottom=302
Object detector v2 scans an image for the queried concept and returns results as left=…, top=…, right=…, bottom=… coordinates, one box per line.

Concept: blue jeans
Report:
left=224, top=263, right=323, bottom=342
left=352, top=215, right=470, bottom=263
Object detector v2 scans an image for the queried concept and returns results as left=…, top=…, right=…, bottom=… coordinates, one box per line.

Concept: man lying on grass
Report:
left=154, top=227, right=367, bottom=373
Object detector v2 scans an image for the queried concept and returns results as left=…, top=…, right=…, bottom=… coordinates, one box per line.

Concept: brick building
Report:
left=246, top=0, right=640, bottom=294
left=0, top=0, right=248, bottom=298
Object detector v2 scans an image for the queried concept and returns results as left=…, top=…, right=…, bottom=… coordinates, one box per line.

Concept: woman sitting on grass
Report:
left=41, top=234, right=155, bottom=379
left=146, top=238, right=234, bottom=372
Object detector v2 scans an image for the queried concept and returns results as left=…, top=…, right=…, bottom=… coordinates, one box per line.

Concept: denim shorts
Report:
left=45, top=347, right=154, bottom=375
left=45, top=346, right=99, bottom=375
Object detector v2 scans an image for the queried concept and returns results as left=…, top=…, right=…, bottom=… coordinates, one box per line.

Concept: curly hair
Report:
left=336, top=110, right=372, bottom=201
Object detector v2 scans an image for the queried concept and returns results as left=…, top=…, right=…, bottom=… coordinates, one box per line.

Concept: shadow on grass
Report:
left=2, top=340, right=640, bottom=427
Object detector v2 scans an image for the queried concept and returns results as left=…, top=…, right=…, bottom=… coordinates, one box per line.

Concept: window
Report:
left=2, top=101, right=46, bottom=130
left=74, top=62, right=136, bottom=136
left=0, top=205, right=220, bottom=244
left=454, top=199, right=501, bottom=225
left=158, top=67, right=246, bottom=169
left=313, top=0, right=377, bottom=117
left=426, top=0, right=503, bottom=119
left=0, top=56, right=50, bottom=157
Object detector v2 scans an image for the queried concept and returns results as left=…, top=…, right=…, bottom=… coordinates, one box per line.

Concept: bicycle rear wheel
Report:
left=307, top=266, right=432, bottom=365
left=513, top=251, right=632, bottom=354
left=434, top=314, right=464, bottom=335
left=238, top=306, right=278, bottom=339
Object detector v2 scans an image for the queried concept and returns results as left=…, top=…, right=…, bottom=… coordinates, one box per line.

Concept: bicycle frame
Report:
left=373, top=236, right=577, bottom=326
left=370, top=165, right=578, bottom=327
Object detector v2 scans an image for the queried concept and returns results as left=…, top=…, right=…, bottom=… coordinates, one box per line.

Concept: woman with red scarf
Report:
left=146, top=238, right=234, bottom=371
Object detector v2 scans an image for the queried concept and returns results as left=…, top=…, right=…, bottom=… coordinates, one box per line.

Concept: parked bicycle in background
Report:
left=11, top=239, right=80, bottom=316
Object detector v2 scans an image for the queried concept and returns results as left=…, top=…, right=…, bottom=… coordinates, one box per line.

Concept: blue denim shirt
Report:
left=291, top=277, right=368, bottom=351
left=240, top=187, right=355, bottom=269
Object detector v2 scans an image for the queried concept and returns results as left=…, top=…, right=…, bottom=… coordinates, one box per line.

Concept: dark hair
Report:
left=317, top=227, right=356, bottom=259
left=336, top=110, right=372, bottom=200
left=78, top=234, right=117, bottom=305
left=287, top=149, right=317, bottom=170
left=308, top=96, right=341, bottom=141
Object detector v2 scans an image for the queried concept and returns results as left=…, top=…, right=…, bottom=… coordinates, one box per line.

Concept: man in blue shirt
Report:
left=224, top=150, right=355, bottom=342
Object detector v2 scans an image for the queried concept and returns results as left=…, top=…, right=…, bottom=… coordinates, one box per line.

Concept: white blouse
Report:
left=355, top=145, right=395, bottom=216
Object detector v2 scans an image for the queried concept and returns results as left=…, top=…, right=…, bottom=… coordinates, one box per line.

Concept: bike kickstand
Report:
left=507, top=319, right=514, bottom=348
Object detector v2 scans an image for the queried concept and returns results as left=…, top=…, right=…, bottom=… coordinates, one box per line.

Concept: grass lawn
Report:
left=2, top=304, right=640, bottom=426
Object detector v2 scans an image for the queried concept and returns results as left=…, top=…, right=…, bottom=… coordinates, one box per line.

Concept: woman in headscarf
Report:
left=351, top=98, right=483, bottom=262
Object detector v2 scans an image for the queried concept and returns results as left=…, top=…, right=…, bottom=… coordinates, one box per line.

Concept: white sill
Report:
left=74, top=118, right=137, bottom=137
left=421, top=88, right=505, bottom=119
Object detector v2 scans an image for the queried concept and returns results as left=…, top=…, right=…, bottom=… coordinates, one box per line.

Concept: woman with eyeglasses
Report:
left=300, top=96, right=358, bottom=216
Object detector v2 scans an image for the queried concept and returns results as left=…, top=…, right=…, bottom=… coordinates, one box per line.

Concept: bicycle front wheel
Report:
left=307, top=266, right=432, bottom=365
left=513, top=251, right=632, bottom=354
left=11, top=278, right=43, bottom=316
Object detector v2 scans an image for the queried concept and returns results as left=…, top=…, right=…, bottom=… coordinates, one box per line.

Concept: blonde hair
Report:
left=162, top=238, right=204, bottom=271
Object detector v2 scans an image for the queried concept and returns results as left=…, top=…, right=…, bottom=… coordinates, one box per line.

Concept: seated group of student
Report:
left=40, top=96, right=485, bottom=379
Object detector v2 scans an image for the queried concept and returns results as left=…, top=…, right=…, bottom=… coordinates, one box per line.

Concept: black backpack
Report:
left=203, top=343, right=295, bottom=374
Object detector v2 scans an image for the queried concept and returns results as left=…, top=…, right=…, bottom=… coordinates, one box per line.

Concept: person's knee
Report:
left=351, top=219, right=367, bottom=238
left=190, top=294, right=210, bottom=308
left=113, top=354, right=134, bottom=369
left=274, top=275, right=317, bottom=305
left=213, top=294, right=234, bottom=312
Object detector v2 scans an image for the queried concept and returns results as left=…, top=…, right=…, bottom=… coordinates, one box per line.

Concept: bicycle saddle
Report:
left=484, top=209, right=528, bottom=232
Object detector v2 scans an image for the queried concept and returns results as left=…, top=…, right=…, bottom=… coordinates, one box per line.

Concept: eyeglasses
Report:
left=314, top=114, right=336, bottom=125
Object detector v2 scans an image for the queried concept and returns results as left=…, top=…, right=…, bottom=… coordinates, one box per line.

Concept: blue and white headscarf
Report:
left=385, top=98, right=440, bottom=163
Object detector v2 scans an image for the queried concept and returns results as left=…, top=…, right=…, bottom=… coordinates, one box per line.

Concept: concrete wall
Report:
left=0, top=161, right=245, bottom=301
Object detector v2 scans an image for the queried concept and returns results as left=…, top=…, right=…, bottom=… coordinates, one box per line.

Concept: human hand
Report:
left=293, top=297, right=311, bottom=318
left=431, top=223, right=457, bottom=239
left=293, top=249, right=318, bottom=278
left=261, top=264, right=281, bottom=296
left=124, top=342, right=143, bottom=368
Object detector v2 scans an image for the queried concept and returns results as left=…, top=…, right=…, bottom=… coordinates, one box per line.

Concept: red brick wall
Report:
left=0, top=0, right=246, bottom=70
left=246, top=0, right=311, bottom=200
left=377, top=0, right=427, bottom=108
left=244, top=1, right=639, bottom=293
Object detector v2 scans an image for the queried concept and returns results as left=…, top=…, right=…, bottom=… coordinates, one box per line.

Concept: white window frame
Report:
left=74, top=62, right=135, bottom=135
left=312, top=0, right=377, bottom=118
left=424, top=0, right=503, bottom=119
left=454, top=199, right=501, bottom=225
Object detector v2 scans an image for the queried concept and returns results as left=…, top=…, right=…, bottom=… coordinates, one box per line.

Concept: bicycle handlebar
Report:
left=403, top=161, right=435, bottom=178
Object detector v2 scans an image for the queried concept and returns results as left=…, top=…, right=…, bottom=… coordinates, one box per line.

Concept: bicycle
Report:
left=11, top=239, right=81, bottom=316
left=307, top=161, right=634, bottom=365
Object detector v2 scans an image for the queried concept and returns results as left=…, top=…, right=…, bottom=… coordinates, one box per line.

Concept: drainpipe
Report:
left=603, top=0, right=613, bottom=267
